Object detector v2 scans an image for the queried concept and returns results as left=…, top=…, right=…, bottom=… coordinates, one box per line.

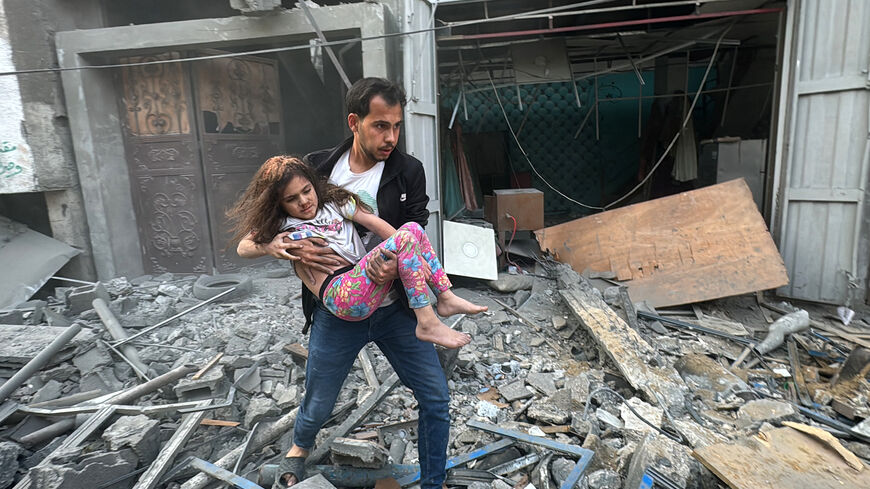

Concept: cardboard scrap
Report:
left=781, top=421, right=863, bottom=471
left=693, top=425, right=870, bottom=489
left=536, top=179, right=789, bottom=307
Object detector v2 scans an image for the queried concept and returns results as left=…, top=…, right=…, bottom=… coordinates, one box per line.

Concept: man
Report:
left=239, top=78, right=450, bottom=489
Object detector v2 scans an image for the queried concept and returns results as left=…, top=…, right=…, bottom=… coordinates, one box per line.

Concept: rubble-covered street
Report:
left=1, top=256, right=868, bottom=488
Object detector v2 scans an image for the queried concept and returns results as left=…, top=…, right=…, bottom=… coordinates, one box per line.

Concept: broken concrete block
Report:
left=233, top=366, right=262, bottom=394
left=595, top=409, right=623, bottom=430
left=527, top=402, right=570, bottom=425
left=487, top=273, right=535, bottom=293
left=31, top=380, right=64, bottom=404
left=525, top=372, right=558, bottom=396
left=245, top=396, right=280, bottom=428
left=102, top=415, right=160, bottom=465
left=0, top=309, right=24, bottom=325
left=619, top=397, right=663, bottom=434
left=499, top=380, right=533, bottom=402
left=624, top=432, right=695, bottom=489
left=30, top=448, right=137, bottom=489
left=272, top=383, right=299, bottom=409
left=65, top=282, right=110, bottom=315
left=582, top=469, right=621, bottom=489
left=330, top=437, right=390, bottom=468
left=79, top=368, right=124, bottom=393
left=292, top=473, right=337, bottom=489
left=491, top=479, right=513, bottom=489
left=736, top=399, right=796, bottom=427
left=476, top=400, right=501, bottom=421
left=174, top=367, right=227, bottom=401
left=249, top=331, right=272, bottom=354
left=0, top=441, right=22, bottom=489
left=72, top=346, right=113, bottom=373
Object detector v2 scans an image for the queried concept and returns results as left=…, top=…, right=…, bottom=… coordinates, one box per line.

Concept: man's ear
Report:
left=348, top=113, right=360, bottom=133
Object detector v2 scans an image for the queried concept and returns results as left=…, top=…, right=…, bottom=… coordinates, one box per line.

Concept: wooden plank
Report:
left=536, top=179, right=789, bottom=307
left=693, top=426, right=870, bottom=489
left=559, top=284, right=687, bottom=410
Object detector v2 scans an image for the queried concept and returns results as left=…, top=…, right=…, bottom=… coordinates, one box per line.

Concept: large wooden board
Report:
left=536, top=179, right=789, bottom=307
left=557, top=265, right=687, bottom=410
left=693, top=425, right=870, bottom=489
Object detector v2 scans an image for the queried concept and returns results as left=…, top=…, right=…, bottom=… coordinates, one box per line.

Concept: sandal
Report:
left=274, top=456, right=306, bottom=489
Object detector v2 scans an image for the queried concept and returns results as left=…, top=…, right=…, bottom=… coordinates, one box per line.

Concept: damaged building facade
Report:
left=0, top=2, right=870, bottom=489
left=0, top=0, right=867, bottom=306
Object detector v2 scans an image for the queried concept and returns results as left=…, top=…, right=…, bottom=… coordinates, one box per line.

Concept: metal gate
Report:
left=119, top=53, right=283, bottom=273
left=402, top=0, right=443, bottom=253
left=774, top=0, right=870, bottom=304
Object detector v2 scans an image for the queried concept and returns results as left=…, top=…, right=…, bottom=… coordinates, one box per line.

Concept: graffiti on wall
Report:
left=0, top=141, right=25, bottom=178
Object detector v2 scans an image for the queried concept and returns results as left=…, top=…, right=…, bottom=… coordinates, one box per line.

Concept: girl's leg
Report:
left=389, top=223, right=488, bottom=318
left=321, top=253, right=391, bottom=321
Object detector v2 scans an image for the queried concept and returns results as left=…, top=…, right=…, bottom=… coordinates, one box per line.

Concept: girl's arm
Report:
left=352, top=207, right=397, bottom=240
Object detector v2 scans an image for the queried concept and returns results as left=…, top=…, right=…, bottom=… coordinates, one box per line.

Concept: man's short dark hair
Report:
left=346, top=78, right=407, bottom=119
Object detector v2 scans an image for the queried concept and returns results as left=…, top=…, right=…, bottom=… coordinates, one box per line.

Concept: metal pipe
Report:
left=298, top=0, right=351, bottom=89
left=616, top=34, right=644, bottom=86
left=444, top=8, right=783, bottom=41
left=27, top=389, right=104, bottom=409
left=0, top=322, right=82, bottom=402
left=93, top=298, right=150, bottom=380
left=108, top=364, right=197, bottom=405
left=18, top=417, right=76, bottom=446
left=113, top=286, right=236, bottom=347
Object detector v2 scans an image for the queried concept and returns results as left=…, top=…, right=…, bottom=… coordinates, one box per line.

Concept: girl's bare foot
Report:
left=435, top=290, right=488, bottom=317
left=416, top=315, right=471, bottom=349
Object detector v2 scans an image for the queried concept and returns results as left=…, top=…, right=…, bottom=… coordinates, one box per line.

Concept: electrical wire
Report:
left=487, top=22, right=733, bottom=213
left=504, top=214, right=523, bottom=273
left=488, top=73, right=605, bottom=211
left=0, top=1, right=616, bottom=77
left=603, top=22, right=733, bottom=209
left=583, top=386, right=686, bottom=445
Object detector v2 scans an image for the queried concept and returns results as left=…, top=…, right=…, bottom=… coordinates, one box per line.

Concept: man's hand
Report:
left=365, top=249, right=399, bottom=285
left=285, top=237, right=347, bottom=274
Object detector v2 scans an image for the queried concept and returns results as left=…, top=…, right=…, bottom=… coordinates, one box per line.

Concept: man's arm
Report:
left=238, top=232, right=347, bottom=273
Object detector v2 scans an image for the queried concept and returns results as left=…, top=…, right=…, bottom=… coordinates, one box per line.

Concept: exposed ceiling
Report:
left=435, top=0, right=782, bottom=86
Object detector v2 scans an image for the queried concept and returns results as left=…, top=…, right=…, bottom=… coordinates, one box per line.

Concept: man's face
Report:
left=349, top=95, right=403, bottom=164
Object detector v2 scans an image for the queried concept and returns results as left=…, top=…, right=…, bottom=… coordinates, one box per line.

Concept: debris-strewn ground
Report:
left=0, top=259, right=868, bottom=489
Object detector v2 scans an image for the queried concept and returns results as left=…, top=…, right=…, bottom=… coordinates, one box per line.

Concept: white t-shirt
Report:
left=328, top=150, right=397, bottom=305
left=329, top=150, right=385, bottom=247
left=279, top=200, right=366, bottom=265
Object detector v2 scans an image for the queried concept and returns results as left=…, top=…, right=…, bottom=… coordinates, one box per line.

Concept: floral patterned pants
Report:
left=322, top=222, right=451, bottom=320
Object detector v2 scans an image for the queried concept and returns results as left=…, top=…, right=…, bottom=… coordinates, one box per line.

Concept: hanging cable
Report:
left=603, top=22, right=733, bottom=209
left=488, top=73, right=605, bottom=211
left=504, top=214, right=524, bottom=273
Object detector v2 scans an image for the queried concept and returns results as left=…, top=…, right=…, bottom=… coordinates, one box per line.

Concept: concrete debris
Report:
left=0, top=261, right=867, bottom=489
left=330, top=437, right=391, bottom=468
left=102, top=415, right=160, bottom=464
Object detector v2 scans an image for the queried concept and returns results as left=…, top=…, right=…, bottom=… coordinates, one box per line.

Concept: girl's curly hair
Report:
left=227, top=155, right=369, bottom=245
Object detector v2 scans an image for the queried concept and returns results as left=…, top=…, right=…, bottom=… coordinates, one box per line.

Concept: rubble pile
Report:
left=0, top=260, right=868, bottom=488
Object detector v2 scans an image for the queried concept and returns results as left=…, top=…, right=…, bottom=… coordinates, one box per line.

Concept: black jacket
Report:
left=299, top=137, right=431, bottom=331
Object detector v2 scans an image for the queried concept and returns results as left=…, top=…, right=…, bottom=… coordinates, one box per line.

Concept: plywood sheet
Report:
left=536, top=179, right=789, bottom=307
left=693, top=425, right=870, bottom=489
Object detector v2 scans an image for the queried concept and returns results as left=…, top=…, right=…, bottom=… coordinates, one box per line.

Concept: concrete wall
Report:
left=0, top=0, right=102, bottom=279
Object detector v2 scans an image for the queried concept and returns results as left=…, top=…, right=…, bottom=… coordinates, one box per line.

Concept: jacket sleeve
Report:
left=404, top=160, right=430, bottom=228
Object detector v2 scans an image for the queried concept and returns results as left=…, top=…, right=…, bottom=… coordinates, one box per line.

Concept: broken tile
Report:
left=498, top=380, right=533, bottom=402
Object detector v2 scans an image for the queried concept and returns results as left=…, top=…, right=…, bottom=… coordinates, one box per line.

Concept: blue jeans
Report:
left=293, top=301, right=450, bottom=489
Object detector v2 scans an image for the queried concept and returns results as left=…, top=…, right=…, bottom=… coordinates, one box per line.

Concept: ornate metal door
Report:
left=119, top=52, right=284, bottom=273
left=119, top=53, right=213, bottom=273
left=192, top=56, right=283, bottom=271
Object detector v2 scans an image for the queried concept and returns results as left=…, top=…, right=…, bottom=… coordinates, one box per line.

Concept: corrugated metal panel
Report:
left=778, top=0, right=870, bottom=303
left=402, top=0, right=442, bottom=252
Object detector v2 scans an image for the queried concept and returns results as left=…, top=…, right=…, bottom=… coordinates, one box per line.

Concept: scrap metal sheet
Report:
left=0, top=216, right=79, bottom=310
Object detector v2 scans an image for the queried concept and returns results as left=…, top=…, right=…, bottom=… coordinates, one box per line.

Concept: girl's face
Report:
left=281, top=176, right=318, bottom=220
